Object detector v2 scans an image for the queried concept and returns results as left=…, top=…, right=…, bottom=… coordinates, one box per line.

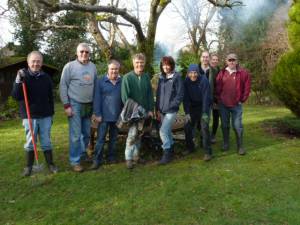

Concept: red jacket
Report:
left=216, top=67, right=251, bottom=107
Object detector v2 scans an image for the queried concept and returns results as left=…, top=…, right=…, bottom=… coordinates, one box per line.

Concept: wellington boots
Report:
left=235, top=130, right=246, bottom=155
left=43, top=150, right=58, bottom=173
left=23, top=151, right=34, bottom=177
left=222, top=127, right=230, bottom=151
left=158, top=150, right=172, bottom=165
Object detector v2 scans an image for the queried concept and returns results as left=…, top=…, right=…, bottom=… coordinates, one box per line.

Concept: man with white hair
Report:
left=60, top=43, right=98, bottom=172
left=12, top=51, right=58, bottom=176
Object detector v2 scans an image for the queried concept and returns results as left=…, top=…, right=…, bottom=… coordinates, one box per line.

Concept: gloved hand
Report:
left=184, top=114, right=191, bottom=124
left=16, top=68, right=26, bottom=83
left=201, top=113, right=209, bottom=124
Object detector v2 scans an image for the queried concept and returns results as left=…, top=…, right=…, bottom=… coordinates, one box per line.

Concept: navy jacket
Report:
left=156, top=72, right=184, bottom=114
left=11, top=69, right=54, bottom=119
left=93, top=75, right=122, bottom=122
left=183, top=64, right=211, bottom=114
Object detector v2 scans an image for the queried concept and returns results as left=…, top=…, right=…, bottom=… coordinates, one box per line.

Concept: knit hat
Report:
left=187, top=64, right=200, bottom=76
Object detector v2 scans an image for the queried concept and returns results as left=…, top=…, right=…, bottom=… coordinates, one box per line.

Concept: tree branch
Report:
left=207, top=0, right=243, bottom=8
left=37, top=0, right=146, bottom=42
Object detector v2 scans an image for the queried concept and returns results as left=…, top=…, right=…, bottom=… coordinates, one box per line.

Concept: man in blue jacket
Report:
left=90, top=59, right=123, bottom=170
left=183, top=64, right=212, bottom=161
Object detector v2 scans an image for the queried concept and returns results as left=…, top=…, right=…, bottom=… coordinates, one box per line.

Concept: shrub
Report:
left=271, top=50, right=300, bottom=117
left=0, top=96, right=19, bottom=120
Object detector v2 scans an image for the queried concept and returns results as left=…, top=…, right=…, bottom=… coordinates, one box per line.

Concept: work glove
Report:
left=201, top=113, right=209, bottom=124
left=16, top=68, right=26, bottom=83
left=184, top=114, right=191, bottom=124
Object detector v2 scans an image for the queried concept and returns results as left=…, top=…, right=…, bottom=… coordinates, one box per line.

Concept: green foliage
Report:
left=271, top=1, right=300, bottom=117
left=176, top=51, right=198, bottom=76
left=0, top=96, right=19, bottom=120
left=44, top=11, right=88, bottom=71
left=8, top=1, right=41, bottom=55
left=271, top=50, right=300, bottom=117
left=288, top=2, right=300, bottom=49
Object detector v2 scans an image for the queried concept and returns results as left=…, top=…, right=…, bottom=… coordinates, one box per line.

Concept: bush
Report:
left=0, top=96, right=19, bottom=120
left=271, top=50, right=300, bottom=117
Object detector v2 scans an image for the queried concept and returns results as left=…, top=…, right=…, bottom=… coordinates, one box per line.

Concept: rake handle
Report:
left=22, top=82, right=39, bottom=163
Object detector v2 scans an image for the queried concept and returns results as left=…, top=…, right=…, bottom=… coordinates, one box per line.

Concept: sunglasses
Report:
left=80, top=50, right=89, bottom=54
left=228, top=59, right=236, bottom=62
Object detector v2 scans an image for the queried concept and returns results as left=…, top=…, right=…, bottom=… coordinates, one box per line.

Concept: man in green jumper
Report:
left=121, top=53, right=154, bottom=169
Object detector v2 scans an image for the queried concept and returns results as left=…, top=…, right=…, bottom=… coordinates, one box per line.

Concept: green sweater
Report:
left=121, top=71, right=154, bottom=112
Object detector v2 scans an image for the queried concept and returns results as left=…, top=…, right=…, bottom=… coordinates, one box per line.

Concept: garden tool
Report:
left=22, top=81, right=44, bottom=173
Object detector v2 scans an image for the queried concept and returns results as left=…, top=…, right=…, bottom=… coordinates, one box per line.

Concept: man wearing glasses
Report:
left=216, top=53, right=251, bottom=155
left=60, top=43, right=98, bottom=172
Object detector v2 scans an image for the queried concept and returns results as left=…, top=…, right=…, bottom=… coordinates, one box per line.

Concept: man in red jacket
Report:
left=216, top=53, right=251, bottom=155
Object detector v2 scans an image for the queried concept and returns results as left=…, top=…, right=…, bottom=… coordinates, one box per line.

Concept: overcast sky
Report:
left=0, top=0, right=218, bottom=55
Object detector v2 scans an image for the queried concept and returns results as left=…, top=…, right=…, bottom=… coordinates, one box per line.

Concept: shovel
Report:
left=22, top=81, right=44, bottom=173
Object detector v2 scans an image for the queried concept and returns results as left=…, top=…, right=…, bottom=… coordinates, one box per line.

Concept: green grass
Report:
left=0, top=104, right=299, bottom=225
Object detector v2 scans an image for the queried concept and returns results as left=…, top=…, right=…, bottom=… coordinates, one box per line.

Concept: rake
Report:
left=22, top=81, right=44, bottom=173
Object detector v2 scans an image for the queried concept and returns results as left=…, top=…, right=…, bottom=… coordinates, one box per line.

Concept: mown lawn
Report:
left=0, top=104, right=299, bottom=225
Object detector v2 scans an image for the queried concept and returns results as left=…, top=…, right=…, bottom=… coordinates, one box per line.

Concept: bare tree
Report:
left=173, top=0, right=218, bottom=56
left=20, top=0, right=242, bottom=68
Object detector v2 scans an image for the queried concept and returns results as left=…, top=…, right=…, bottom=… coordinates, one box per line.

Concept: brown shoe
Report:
left=73, top=164, right=84, bottom=172
left=126, top=160, right=134, bottom=169
left=203, top=154, right=212, bottom=161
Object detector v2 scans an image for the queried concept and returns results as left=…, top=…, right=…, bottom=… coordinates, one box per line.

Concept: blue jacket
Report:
left=183, top=64, right=211, bottom=114
left=156, top=71, right=184, bottom=114
left=93, top=75, right=122, bottom=122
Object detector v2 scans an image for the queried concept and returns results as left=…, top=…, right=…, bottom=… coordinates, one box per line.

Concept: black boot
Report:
left=158, top=149, right=172, bottom=165
left=44, top=150, right=58, bottom=173
left=23, top=151, right=34, bottom=177
left=235, top=130, right=246, bottom=155
left=222, top=127, right=230, bottom=152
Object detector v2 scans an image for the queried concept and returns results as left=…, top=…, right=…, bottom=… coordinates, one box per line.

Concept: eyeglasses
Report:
left=79, top=50, right=89, bottom=54
left=228, top=59, right=236, bottom=62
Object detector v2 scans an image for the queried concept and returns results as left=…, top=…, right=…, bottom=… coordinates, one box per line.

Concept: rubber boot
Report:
left=235, top=130, right=246, bottom=155
left=158, top=149, right=172, bottom=165
left=44, top=150, right=58, bottom=173
left=23, top=151, right=34, bottom=177
left=222, top=127, right=230, bottom=152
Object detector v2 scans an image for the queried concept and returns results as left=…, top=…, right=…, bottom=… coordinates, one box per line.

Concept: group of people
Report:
left=12, top=43, right=251, bottom=176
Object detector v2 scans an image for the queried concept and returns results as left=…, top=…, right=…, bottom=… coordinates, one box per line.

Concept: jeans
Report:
left=159, top=112, right=177, bottom=151
left=125, top=123, right=141, bottom=160
left=219, top=103, right=243, bottom=148
left=184, top=107, right=212, bottom=155
left=94, top=121, right=118, bottom=164
left=68, top=99, right=91, bottom=165
left=23, top=116, right=53, bottom=151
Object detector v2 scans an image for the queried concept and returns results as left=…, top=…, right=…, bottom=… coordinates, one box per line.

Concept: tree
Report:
left=173, top=0, right=218, bottom=56
left=218, top=0, right=288, bottom=104
left=7, top=0, right=42, bottom=55
left=32, top=0, right=242, bottom=72
left=272, top=0, right=300, bottom=117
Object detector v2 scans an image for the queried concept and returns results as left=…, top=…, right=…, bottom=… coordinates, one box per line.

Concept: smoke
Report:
left=220, top=0, right=290, bottom=42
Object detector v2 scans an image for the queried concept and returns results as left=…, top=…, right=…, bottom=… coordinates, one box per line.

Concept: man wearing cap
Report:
left=216, top=53, right=251, bottom=155
left=59, top=43, right=98, bottom=172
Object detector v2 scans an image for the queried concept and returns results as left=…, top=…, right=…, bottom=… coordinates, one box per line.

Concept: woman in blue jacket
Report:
left=156, top=56, right=184, bottom=164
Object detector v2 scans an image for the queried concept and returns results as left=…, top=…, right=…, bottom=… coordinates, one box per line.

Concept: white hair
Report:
left=76, top=43, right=91, bottom=53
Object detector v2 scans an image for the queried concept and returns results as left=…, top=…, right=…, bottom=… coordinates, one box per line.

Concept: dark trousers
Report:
left=94, top=121, right=118, bottom=164
left=184, top=107, right=212, bottom=155
left=211, top=108, right=220, bottom=136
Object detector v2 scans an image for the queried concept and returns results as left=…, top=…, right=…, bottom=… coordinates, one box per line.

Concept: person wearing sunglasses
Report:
left=59, top=43, right=98, bottom=172
left=216, top=53, right=251, bottom=155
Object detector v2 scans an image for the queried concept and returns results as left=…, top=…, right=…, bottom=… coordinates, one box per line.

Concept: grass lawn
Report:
left=0, top=104, right=299, bottom=225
